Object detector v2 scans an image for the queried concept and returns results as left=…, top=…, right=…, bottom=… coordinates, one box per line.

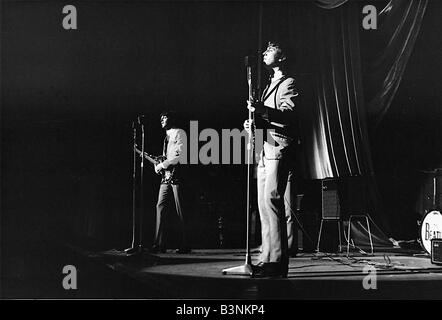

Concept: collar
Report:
left=166, top=127, right=177, bottom=136
left=271, top=73, right=286, bottom=82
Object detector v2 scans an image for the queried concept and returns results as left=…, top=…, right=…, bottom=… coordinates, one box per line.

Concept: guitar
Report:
left=134, top=146, right=176, bottom=184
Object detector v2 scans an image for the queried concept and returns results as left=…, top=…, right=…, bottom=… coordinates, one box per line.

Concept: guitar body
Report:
left=161, top=167, right=176, bottom=184
left=151, top=154, right=177, bottom=184
left=135, top=147, right=177, bottom=184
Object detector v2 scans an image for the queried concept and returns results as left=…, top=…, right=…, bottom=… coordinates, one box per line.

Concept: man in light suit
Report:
left=244, top=41, right=299, bottom=277
left=150, top=110, right=190, bottom=254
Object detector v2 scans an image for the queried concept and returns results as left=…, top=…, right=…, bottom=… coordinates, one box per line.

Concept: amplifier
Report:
left=431, top=239, right=442, bottom=265
left=321, top=179, right=340, bottom=220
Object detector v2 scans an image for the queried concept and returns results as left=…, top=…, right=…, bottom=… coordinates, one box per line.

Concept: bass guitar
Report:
left=134, top=146, right=176, bottom=184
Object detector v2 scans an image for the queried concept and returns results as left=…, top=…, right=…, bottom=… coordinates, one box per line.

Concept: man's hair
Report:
left=267, top=40, right=290, bottom=62
left=160, top=110, right=178, bottom=126
left=160, top=110, right=177, bottom=119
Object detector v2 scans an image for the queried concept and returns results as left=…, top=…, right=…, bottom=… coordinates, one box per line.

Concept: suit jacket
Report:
left=259, top=76, right=299, bottom=144
left=162, top=127, right=186, bottom=169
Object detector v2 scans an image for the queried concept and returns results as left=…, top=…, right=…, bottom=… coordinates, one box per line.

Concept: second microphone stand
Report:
left=222, top=61, right=255, bottom=276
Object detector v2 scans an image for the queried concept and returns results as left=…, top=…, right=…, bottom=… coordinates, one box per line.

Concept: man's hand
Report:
left=246, top=99, right=265, bottom=114
left=243, top=119, right=254, bottom=134
left=155, top=163, right=164, bottom=174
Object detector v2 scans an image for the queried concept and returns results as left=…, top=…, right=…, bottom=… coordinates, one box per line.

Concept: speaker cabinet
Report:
left=431, top=239, right=442, bottom=265
left=321, top=179, right=340, bottom=220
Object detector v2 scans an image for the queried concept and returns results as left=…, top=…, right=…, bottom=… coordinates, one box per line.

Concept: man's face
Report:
left=160, top=115, right=169, bottom=129
left=263, top=46, right=281, bottom=67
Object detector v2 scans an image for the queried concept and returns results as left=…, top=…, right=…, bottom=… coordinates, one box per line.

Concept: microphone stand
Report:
left=125, top=118, right=147, bottom=255
left=138, top=121, right=145, bottom=253
left=125, top=121, right=139, bottom=254
left=222, top=60, right=255, bottom=276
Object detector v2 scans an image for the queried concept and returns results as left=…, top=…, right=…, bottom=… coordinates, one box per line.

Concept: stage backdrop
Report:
left=2, top=1, right=440, bottom=253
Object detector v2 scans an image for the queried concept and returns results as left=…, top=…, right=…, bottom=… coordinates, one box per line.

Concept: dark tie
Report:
left=261, top=84, right=269, bottom=102
left=163, top=135, right=169, bottom=156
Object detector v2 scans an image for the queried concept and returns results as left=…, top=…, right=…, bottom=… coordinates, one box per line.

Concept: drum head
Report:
left=420, top=210, right=442, bottom=254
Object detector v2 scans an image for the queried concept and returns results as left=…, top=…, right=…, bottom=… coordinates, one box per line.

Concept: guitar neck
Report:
left=144, top=155, right=158, bottom=166
left=135, top=148, right=160, bottom=165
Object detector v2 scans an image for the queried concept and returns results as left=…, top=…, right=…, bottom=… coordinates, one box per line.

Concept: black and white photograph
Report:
left=2, top=0, right=442, bottom=304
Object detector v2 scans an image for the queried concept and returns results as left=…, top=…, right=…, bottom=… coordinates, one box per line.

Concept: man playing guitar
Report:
left=136, top=110, right=190, bottom=254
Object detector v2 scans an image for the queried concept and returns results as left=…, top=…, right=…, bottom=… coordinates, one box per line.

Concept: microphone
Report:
left=244, top=55, right=256, bottom=67
left=244, top=56, right=256, bottom=100
left=137, top=114, right=146, bottom=126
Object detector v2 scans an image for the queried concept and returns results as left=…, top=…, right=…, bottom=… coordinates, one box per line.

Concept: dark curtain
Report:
left=304, top=0, right=427, bottom=243
left=307, top=2, right=392, bottom=244
left=365, top=0, right=428, bottom=127
left=306, top=3, right=370, bottom=179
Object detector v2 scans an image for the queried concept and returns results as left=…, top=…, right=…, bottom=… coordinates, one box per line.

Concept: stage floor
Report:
left=67, top=245, right=442, bottom=299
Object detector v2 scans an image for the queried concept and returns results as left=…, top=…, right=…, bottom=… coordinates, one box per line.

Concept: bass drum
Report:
left=420, top=210, right=442, bottom=254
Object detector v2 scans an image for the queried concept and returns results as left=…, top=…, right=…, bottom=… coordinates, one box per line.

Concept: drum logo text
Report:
left=425, top=223, right=442, bottom=241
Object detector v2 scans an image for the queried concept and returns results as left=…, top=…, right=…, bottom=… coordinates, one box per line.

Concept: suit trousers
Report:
left=154, top=183, right=187, bottom=249
left=257, top=142, right=292, bottom=265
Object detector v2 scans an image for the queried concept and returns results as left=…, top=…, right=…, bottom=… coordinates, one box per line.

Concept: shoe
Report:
left=175, top=247, right=191, bottom=254
left=252, top=262, right=288, bottom=278
left=251, top=261, right=265, bottom=273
